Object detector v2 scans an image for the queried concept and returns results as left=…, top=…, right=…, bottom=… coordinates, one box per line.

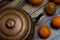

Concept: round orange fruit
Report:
left=29, top=0, right=43, bottom=6
left=45, top=2, right=57, bottom=15
left=51, top=16, right=60, bottom=29
left=52, top=0, right=60, bottom=3
left=38, top=25, right=51, bottom=38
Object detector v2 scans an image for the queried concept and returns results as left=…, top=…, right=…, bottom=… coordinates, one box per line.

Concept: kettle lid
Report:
left=0, top=7, right=32, bottom=40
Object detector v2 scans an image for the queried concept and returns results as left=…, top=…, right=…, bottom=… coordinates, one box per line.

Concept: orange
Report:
left=45, top=2, right=57, bottom=15
left=38, top=25, right=51, bottom=38
left=29, top=0, right=43, bottom=6
left=51, top=16, right=60, bottom=29
left=52, top=0, right=60, bottom=3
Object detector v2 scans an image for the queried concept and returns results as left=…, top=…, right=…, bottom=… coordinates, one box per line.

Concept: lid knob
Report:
left=6, top=19, right=15, bottom=28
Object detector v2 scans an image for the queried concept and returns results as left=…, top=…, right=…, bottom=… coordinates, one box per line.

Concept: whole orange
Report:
left=45, top=2, right=57, bottom=15
left=52, top=0, right=60, bottom=3
left=29, top=0, right=43, bottom=6
left=51, top=16, right=60, bottom=29
left=38, top=25, right=51, bottom=38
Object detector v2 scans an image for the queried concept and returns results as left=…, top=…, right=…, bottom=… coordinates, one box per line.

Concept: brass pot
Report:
left=0, top=7, right=44, bottom=40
